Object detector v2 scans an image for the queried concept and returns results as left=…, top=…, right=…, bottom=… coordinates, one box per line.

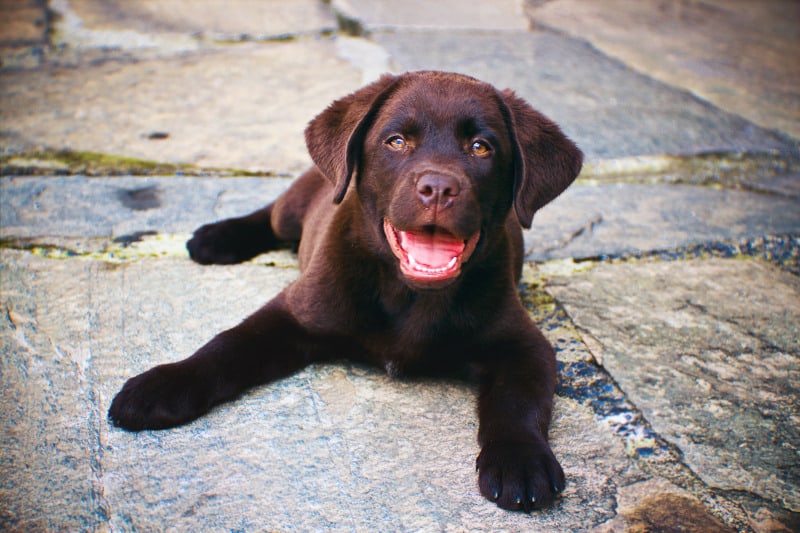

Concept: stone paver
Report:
left=0, top=41, right=362, bottom=173
left=4, top=176, right=799, bottom=267
left=66, top=0, right=336, bottom=41
left=528, top=183, right=800, bottom=261
left=1, top=0, right=799, bottom=531
left=0, top=0, right=48, bottom=69
left=0, top=176, right=293, bottom=239
left=526, top=0, right=800, bottom=139
left=1, top=250, right=651, bottom=532
left=0, top=0, right=47, bottom=45
left=373, top=30, right=794, bottom=161
left=4, top=1, right=795, bottom=171
left=332, top=0, right=529, bottom=31
left=546, top=258, right=800, bottom=528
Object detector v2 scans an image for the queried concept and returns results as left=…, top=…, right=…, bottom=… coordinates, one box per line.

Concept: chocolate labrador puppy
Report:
left=109, top=71, right=582, bottom=512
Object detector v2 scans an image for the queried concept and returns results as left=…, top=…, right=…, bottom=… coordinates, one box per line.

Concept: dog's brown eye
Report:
left=470, top=140, right=491, bottom=157
left=386, top=135, right=407, bottom=151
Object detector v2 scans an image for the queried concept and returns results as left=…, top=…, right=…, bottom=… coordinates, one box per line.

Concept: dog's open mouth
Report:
left=383, top=219, right=480, bottom=285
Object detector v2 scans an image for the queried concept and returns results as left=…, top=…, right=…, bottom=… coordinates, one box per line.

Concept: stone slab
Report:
left=373, top=30, right=796, bottom=161
left=64, top=0, right=336, bottom=41
left=0, top=176, right=293, bottom=239
left=1, top=249, right=656, bottom=531
left=0, top=0, right=48, bottom=69
left=0, top=40, right=362, bottom=173
left=5, top=177, right=799, bottom=266
left=0, top=0, right=47, bottom=45
left=332, top=0, right=528, bottom=31
left=546, top=258, right=800, bottom=526
left=527, top=183, right=800, bottom=261
left=526, top=0, right=800, bottom=140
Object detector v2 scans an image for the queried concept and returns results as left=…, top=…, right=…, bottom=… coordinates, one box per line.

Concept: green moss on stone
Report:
left=0, top=149, right=281, bottom=177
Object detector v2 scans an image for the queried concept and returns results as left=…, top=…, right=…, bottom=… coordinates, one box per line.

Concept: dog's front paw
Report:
left=187, top=219, right=267, bottom=265
left=108, top=363, right=211, bottom=431
left=476, top=441, right=565, bottom=512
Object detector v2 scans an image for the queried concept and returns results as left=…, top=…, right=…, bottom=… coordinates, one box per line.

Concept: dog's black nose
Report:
left=416, top=174, right=461, bottom=209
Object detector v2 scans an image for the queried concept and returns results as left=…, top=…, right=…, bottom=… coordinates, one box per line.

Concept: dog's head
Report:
left=306, top=71, right=582, bottom=289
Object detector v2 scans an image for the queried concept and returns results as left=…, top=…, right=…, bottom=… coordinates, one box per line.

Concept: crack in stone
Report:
left=683, top=298, right=794, bottom=356
left=0, top=235, right=302, bottom=270
left=5, top=305, right=34, bottom=352
left=574, top=233, right=800, bottom=276
left=83, top=263, right=112, bottom=527
left=530, top=214, right=604, bottom=257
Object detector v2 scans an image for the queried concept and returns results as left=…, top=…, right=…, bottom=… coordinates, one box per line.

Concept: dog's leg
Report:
left=475, top=333, right=565, bottom=512
left=187, top=169, right=328, bottom=265
left=187, top=203, right=279, bottom=264
left=108, top=293, right=336, bottom=431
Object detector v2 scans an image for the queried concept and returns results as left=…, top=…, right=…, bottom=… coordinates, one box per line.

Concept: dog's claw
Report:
left=476, top=441, right=564, bottom=511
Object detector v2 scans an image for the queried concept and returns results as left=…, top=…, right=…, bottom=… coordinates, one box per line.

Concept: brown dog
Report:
left=108, top=71, right=583, bottom=512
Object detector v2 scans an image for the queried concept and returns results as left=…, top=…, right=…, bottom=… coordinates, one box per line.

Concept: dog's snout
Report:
left=416, top=174, right=461, bottom=209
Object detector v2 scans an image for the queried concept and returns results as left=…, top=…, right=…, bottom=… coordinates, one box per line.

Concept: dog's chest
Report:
left=363, top=296, right=480, bottom=374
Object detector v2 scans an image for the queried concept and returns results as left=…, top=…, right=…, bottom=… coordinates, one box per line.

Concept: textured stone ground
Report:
left=1, top=1, right=798, bottom=531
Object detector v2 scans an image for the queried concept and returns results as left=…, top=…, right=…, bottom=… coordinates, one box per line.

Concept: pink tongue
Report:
left=399, top=230, right=465, bottom=267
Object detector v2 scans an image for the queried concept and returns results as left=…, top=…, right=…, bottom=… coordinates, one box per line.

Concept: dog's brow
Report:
left=380, top=115, right=422, bottom=138
left=456, top=117, right=484, bottom=138
left=456, top=116, right=501, bottom=142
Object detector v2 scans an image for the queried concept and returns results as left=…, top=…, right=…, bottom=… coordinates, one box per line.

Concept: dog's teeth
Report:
left=407, top=253, right=458, bottom=274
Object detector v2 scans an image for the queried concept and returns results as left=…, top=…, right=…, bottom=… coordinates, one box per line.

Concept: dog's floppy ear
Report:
left=305, top=74, right=399, bottom=203
left=500, top=89, right=583, bottom=229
